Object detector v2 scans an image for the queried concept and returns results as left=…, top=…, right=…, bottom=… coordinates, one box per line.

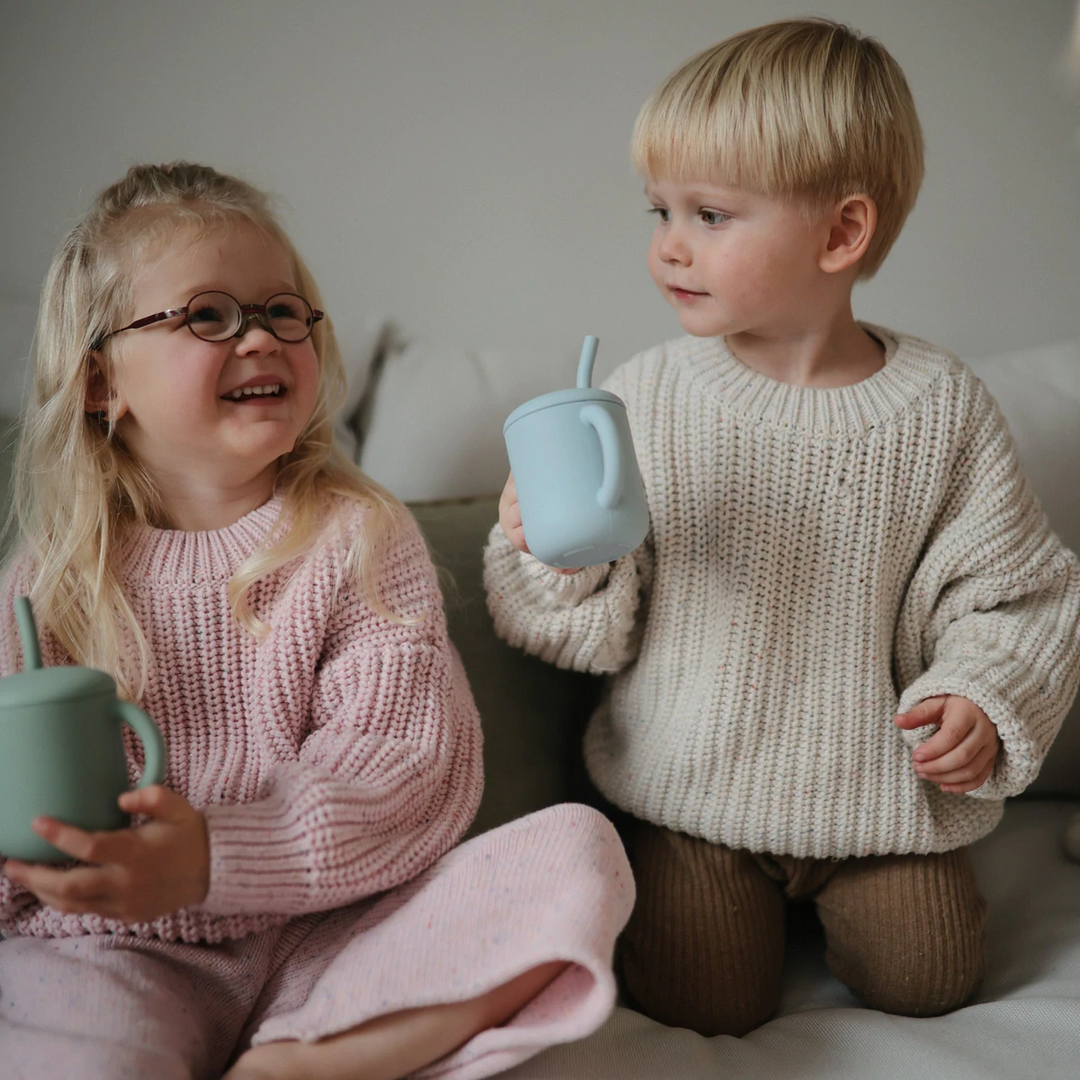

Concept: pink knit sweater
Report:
left=0, top=494, right=484, bottom=942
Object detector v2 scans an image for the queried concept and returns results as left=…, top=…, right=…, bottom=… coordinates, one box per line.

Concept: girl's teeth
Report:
left=225, top=384, right=282, bottom=400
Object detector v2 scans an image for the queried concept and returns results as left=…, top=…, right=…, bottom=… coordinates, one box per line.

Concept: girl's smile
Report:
left=95, top=220, right=320, bottom=529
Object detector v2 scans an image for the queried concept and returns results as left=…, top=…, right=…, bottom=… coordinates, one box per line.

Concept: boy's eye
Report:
left=700, top=209, right=731, bottom=226
left=647, top=207, right=670, bottom=223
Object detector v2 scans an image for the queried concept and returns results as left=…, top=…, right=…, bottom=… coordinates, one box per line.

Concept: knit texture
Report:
left=0, top=494, right=483, bottom=941
left=619, top=818, right=985, bottom=1036
left=484, top=327, right=1080, bottom=859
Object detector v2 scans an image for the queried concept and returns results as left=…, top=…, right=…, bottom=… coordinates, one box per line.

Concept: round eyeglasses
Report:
left=95, top=291, right=324, bottom=346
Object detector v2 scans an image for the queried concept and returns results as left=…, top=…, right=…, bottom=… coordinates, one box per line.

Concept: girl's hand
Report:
left=1, top=785, right=210, bottom=922
left=498, top=471, right=581, bottom=575
left=893, top=695, right=1001, bottom=794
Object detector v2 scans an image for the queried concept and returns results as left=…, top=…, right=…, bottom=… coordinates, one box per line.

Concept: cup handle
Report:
left=580, top=404, right=624, bottom=510
left=114, top=700, right=168, bottom=788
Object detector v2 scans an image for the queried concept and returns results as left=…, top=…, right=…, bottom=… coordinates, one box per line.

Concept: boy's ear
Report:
left=85, top=353, right=128, bottom=422
left=819, top=194, right=877, bottom=275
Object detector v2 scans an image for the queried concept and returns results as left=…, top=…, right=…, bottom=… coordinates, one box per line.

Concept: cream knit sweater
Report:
left=484, top=327, right=1080, bottom=859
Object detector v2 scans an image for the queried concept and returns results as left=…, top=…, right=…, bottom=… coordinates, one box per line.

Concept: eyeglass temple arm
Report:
left=98, top=307, right=187, bottom=344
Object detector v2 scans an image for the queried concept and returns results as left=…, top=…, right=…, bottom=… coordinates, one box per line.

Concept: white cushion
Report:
left=358, top=338, right=574, bottom=501
left=967, top=339, right=1080, bottom=795
left=329, top=312, right=390, bottom=458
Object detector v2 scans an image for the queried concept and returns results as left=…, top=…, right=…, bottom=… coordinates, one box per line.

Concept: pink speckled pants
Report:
left=0, top=804, right=633, bottom=1080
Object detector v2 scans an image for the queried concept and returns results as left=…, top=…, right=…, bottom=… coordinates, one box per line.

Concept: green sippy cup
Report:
left=0, top=596, right=167, bottom=863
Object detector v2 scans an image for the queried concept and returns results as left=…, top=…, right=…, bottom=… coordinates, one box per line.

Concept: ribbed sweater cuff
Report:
left=485, top=525, right=609, bottom=606
left=199, top=799, right=344, bottom=915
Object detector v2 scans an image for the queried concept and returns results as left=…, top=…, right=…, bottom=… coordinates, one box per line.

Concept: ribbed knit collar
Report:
left=682, top=324, right=947, bottom=437
left=120, top=492, right=285, bottom=587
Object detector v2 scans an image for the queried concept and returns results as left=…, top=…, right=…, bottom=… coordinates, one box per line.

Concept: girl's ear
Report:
left=819, top=194, right=877, bottom=275
left=85, top=354, right=128, bottom=422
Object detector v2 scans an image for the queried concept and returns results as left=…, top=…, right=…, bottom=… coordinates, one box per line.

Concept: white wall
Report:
left=2, top=0, right=1078, bottom=401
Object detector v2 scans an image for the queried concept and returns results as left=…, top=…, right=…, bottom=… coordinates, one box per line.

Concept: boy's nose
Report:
left=658, top=227, right=692, bottom=266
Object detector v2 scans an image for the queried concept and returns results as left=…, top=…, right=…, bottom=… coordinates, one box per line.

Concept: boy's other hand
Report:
left=499, top=471, right=531, bottom=555
left=498, top=471, right=581, bottom=575
left=1, top=785, right=210, bottom=923
left=894, top=695, right=1001, bottom=794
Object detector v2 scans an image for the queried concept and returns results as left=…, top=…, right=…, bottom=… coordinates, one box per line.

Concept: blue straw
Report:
left=576, top=335, right=599, bottom=389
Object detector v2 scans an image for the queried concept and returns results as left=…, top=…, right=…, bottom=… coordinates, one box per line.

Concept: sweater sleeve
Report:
left=894, top=375, right=1080, bottom=800
left=198, top=514, right=484, bottom=916
left=483, top=525, right=653, bottom=675
left=482, top=362, right=654, bottom=675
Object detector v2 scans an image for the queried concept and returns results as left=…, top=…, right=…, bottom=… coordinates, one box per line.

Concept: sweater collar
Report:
left=120, top=492, right=286, bottom=586
left=682, top=324, right=948, bottom=437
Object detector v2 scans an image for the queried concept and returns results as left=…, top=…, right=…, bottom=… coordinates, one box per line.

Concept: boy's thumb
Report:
left=894, top=696, right=947, bottom=728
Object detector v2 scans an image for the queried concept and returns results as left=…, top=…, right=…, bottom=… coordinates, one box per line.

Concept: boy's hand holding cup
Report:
left=500, top=336, right=649, bottom=575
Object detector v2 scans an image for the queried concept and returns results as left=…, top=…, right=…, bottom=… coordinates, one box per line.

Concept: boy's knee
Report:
left=617, top=937, right=779, bottom=1037
left=830, top=939, right=985, bottom=1017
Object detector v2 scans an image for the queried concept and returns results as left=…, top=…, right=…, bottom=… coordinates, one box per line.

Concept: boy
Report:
left=484, top=19, right=1080, bottom=1036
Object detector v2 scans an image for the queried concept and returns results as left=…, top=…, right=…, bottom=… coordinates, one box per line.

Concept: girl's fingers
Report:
left=118, top=783, right=175, bottom=819
left=3, top=862, right=112, bottom=913
left=28, top=817, right=100, bottom=862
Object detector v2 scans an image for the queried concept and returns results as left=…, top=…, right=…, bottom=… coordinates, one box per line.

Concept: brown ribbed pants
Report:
left=617, top=818, right=987, bottom=1037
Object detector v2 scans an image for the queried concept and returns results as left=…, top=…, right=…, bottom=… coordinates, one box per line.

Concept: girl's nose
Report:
left=234, top=320, right=280, bottom=354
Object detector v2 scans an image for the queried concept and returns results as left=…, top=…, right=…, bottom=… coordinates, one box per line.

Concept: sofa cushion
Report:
left=967, top=339, right=1080, bottom=794
left=359, top=338, right=576, bottom=501
left=410, top=497, right=601, bottom=837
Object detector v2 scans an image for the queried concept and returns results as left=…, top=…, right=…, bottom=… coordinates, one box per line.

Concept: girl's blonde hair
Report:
left=631, top=18, right=924, bottom=278
left=15, top=161, right=411, bottom=698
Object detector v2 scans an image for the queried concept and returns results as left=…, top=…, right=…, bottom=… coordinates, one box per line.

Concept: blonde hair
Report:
left=631, top=18, right=924, bottom=277
left=14, top=161, right=411, bottom=698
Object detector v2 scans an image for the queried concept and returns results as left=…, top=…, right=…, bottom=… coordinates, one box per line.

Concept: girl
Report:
left=0, top=162, right=633, bottom=1080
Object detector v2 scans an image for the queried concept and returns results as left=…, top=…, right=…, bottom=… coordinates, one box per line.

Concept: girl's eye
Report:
left=267, top=301, right=300, bottom=320
left=700, top=209, right=731, bottom=226
left=647, top=207, right=670, bottom=224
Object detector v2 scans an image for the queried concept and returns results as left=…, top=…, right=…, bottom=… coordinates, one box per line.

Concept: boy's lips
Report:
left=669, top=286, right=708, bottom=301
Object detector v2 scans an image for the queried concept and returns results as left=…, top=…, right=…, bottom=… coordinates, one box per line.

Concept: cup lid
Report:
left=503, top=388, right=624, bottom=434
left=0, top=665, right=116, bottom=707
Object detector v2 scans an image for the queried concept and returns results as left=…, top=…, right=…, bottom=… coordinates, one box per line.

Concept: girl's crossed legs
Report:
left=0, top=804, right=633, bottom=1080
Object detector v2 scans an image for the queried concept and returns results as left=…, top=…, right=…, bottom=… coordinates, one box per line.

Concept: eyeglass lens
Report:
left=186, top=292, right=315, bottom=343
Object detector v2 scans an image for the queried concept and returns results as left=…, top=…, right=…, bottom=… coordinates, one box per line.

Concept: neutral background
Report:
left=2, top=0, right=1079, bottom=404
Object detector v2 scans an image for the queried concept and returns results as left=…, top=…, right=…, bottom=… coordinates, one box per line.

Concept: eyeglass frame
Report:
left=93, top=290, right=325, bottom=348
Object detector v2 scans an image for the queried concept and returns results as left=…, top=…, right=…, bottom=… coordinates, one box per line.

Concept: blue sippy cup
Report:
left=503, top=336, right=650, bottom=568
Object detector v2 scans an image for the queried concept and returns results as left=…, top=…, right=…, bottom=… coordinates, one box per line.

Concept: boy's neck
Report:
left=725, top=306, right=885, bottom=390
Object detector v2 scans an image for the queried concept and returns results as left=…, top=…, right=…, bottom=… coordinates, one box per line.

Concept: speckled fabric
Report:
left=0, top=803, right=634, bottom=1080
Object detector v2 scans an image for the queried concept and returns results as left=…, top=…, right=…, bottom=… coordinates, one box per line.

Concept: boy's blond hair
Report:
left=14, top=162, right=411, bottom=699
left=632, top=18, right=924, bottom=277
